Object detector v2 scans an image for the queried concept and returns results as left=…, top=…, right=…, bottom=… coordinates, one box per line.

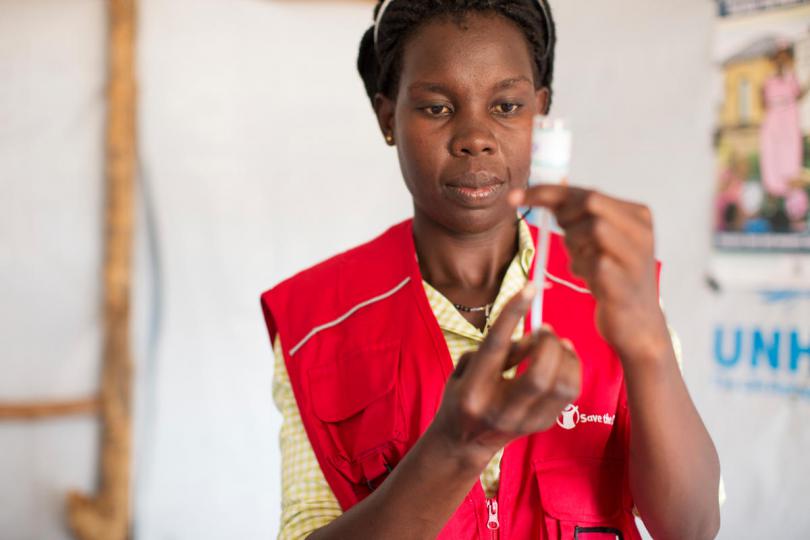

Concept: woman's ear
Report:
left=535, top=87, right=550, bottom=115
left=373, top=92, right=396, bottom=146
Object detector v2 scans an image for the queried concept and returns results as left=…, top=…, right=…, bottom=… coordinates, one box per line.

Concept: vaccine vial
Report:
left=530, top=116, right=572, bottom=185
left=528, top=116, right=572, bottom=330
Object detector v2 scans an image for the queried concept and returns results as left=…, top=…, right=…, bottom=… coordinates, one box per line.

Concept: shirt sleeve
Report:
left=272, top=335, right=342, bottom=540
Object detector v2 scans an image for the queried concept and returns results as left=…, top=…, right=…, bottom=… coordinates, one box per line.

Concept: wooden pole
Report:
left=0, top=397, right=99, bottom=420
left=66, top=0, right=137, bottom=537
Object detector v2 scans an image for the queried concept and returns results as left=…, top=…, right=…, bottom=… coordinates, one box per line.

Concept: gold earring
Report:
left=385, top=133, right=394, bottom=145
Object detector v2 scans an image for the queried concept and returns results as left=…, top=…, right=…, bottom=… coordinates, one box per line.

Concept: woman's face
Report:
left=774, top=49, right=792, bottom=71
left=375, top=12, right=548, bottom=235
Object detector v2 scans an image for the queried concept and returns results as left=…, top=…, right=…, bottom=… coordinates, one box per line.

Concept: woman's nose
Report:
left=449, top=117, right=497, bottom=157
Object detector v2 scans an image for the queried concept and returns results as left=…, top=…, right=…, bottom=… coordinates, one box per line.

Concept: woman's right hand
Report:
left=428, top=283, right=582, bottom=469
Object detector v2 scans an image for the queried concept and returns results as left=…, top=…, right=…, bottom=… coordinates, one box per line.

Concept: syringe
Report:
left=528, top=116, right=572, bottom=331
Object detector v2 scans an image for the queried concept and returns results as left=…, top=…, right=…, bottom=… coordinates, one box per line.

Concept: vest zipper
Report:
left=486, top=497, right=500, bottom=539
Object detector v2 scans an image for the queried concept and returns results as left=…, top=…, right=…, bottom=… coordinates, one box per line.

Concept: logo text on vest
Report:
left=556, top=404, right=615, bottom=430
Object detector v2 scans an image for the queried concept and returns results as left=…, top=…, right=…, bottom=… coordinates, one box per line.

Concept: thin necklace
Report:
left=453, top=302, right=494, bottom=318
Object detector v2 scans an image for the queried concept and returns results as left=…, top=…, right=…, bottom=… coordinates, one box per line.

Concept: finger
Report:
left=552, top=188, right=594, bottom=228
left=503, top=331, right=564, bottom=417
left=510, top=185, right=600, bottom=227
left=590, top=217, right=653, bottom=276
left=565, top=217, right=641, bottom=281
left=562, top=218, right=600, bottom=283
left=590, top=217, right=640, bottom=260
left=502, top=324, right=553, bottom=372
left=509, top=184, right=573, bottom=210
left=518, top=332, right=566, bottom=397
left=562, top=215, right=596, bottom=257
left=510, top=185, right=590, bottom=226
left=521, top=346, right=582, bottom=433
left=576, top=191, right=653, bottom=242
left=554, top=345, right=582, bottom=400
left=512, top=187, right=653, bottom=247
left=451, top=351, right=474, bottom=379
left=465, top=283, right=536, bottom=387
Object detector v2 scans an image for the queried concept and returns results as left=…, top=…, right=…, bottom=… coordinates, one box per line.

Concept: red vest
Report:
left=261, top=219, right=644, bottom=540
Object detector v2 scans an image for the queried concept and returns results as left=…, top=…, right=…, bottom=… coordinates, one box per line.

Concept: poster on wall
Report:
left=706, top=286, right=810, bottom=536
left=713, top=288, right=810, bottom=401
left=713, top=0, right=810, bottom=251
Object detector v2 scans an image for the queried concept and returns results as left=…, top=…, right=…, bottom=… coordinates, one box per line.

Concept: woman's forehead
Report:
left=398, top=12, right=536, bottom=93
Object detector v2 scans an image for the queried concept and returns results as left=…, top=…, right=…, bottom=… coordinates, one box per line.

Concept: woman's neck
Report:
left=412, top=209, right=519, bottom=315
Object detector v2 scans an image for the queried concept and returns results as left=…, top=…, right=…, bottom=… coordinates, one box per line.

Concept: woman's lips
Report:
left=447, top=183, right=503, bottom=200
left=445, top=171, right=505, bottom=206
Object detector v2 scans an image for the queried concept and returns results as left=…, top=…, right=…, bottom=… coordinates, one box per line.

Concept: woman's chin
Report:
left=418, top=203, right=517, bottom=236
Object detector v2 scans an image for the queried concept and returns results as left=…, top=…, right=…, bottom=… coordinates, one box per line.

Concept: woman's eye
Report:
left=494, top=102, right=522, bottom=115
left=424, top=104, right=452, bottom=116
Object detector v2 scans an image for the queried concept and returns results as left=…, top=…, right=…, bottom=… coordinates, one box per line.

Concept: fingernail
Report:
left=561, top=338, right=574, bottom=350
left=508, top=189, right=524, bottom=206
left=541, top=323, right=555, bottom=333
left=522, top=283, right=536, bottom=299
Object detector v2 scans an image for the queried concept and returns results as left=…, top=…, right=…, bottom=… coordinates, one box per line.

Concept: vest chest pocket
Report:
left=534, top=457, right=630, bottom=539
left=307, top=342, right=406, bottom=487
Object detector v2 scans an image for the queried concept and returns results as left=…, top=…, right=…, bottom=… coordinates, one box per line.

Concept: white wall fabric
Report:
left=2, top=0, right=808, bottom=538
left=1, top=1, right=105, bottom=539
left=132, top=1, right=408, bottom=538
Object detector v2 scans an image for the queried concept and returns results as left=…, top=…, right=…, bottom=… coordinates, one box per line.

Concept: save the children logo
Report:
left=556, top=404, right=579, bottom=429
left=556, top=404, right=615, bottom=430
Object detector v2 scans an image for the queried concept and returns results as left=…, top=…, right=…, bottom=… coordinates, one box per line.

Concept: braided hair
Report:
left=357, top=0, right=556, bottom=110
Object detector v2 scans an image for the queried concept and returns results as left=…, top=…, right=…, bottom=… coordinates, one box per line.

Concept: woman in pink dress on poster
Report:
left=760, top=43, right=809, bottom=229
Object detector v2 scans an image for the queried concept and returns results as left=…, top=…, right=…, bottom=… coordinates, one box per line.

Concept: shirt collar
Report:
left=425, top=217, right=536, bottom=341
left=517, top=218, right=536, bottom=277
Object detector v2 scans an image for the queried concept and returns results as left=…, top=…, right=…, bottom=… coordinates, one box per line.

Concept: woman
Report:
left=760, top=44, right=808, bottom=227
left=261, top=1, right=721, bottom=538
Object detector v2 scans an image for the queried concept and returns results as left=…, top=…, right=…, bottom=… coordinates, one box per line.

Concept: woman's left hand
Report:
left=509, top=185, right=670, bottom=363
left=511, top=186, right=721, bottom=540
